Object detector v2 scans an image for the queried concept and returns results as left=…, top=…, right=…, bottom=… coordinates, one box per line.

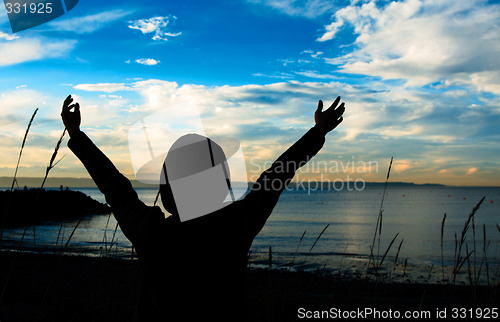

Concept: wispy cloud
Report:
left=49, top=9, right=134, bottom=34
left=0, top=37, right=77, bottom=66
left=278, top=58, right=294, bottom=66
left=294, top=70, right=338, bottom=79
left=73, top=83, right=130, bottom=93
left=128, top=16, right=182, bottom=41
left=249, top=0, right=335, bottom=18
left=253, top=72, right=294, bottom=79
left=135, top=58, right=160, bottom=66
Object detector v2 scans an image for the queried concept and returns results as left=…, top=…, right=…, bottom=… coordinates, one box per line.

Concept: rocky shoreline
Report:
left=0, top=188, right=111, bottom=228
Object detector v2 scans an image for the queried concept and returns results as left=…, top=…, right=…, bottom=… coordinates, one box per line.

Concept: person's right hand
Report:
left=61, top=95, right=81, bottom=137
left=314, top=96, right=345, bottom=135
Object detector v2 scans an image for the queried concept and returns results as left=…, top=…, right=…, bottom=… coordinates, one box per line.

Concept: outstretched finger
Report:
left=325, top=101, right=345, bottom=117
left=63, top=95, right=73, bottom=108
left=316, top=100, right=323, bottom=112
left=328, top=96, right=341, bottom=110
left=336, top=102, right=345, bottom=116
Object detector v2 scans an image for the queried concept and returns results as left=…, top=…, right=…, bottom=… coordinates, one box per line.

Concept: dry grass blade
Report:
left=373, top=233, right=399, bottom=281
left=55, top=223, right=64, bottom=249
left=452, top=197, right=485, bottom=284
left=269, top=246, right=272, bottom=270
left=1, top=108, right=38, bottom=244
left=12, top=108, right=38, bottom=187
left=27, top=128, right=67, bottom=246
left=483, top=224, right=490, bottom=286
left=153, top=189, right=161, bottom=207
left=392, top=238, right=404, bottom=281
left=441, top=213, right=446, bottom=282
left=367, top=157, right=393, bottom=276
left=289, top=230, right=306, bottom=271
left=379, top=233, right=399, bottom=268
left=100, top=213, right=113, bottom=257
left=300, top=224, right=329, bottom=270
left=64, top=216, right=84, bottom=249
left=107, top=222, right=120, bottom=256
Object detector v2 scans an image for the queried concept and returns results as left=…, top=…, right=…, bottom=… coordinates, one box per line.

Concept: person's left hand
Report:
left=61, top=95, right=81, bottom=137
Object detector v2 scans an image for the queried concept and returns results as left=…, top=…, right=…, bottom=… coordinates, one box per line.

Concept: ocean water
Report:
left=2, top=185, right=500, bottom=275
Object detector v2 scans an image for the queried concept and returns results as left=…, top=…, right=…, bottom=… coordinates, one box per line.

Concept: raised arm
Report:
left=243, top=97, right=345, bottom=235
left=61, top=95, right=162, bottom=243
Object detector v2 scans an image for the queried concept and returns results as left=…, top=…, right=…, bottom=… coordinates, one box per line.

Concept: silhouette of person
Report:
left=61, top=94, right=345, bottom=321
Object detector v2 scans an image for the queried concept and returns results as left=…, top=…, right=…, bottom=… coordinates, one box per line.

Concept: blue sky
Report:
left=1, top=0, right=500, bottom=186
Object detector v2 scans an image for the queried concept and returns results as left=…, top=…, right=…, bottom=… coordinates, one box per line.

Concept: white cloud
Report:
left=135, top=58, right=160, bottom=66
left=320, top=0, right=500, bottom=92
left=73, top=83, right=129, bottom=93
left=316, top=18, right=344, bottom=42
left=0, top=37, right=77, bottom=66
left=0, top=31, right=19, bottom=40
left=128, top=16, right=182, bottom=41
left=49, top=9, right=133, bottom=33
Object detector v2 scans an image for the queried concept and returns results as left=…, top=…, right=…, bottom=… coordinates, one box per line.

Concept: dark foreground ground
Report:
left=1, top=251, right=498, bottom=321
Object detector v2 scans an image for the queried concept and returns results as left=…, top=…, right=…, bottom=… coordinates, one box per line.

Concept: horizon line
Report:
left=0, top=176, right=498, bottom=188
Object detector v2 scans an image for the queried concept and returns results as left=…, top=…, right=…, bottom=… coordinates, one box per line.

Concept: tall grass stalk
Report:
left=440, top=213, right=446, bottom=282
left=473, top=214, right=477, bottom=285
left=18, top=129, right=66, bottom=247
left=107, top=222, right=120, bottom=256
left=367, top=157, right=393, bottom=277
left=483, top=224, right=490, bottom=286
left=392, top=238, right=404, bottom=281
left=55, top=222, right=64, bottom=249
left=452, top=197, right=485, bottom=284
left=0, top=108, right=38, bottom=244
left=100, top=213, right=113, bottom=257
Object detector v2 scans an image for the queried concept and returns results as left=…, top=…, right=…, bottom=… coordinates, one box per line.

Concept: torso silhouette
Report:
left=68, top=127, right=325, bottom=321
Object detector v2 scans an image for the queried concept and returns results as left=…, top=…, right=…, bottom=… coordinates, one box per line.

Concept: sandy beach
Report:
left=1, top=251, right=498, bottom=321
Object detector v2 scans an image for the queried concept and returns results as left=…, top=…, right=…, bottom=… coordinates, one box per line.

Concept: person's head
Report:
left=160, top=133, right=231, bottom=222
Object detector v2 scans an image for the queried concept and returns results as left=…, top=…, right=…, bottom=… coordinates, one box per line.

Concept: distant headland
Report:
left=0, top=177, right=448, bottom=189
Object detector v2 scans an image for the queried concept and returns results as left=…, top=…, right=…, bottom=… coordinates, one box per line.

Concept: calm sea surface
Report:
left=2, top=186, right=500, bottom=272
